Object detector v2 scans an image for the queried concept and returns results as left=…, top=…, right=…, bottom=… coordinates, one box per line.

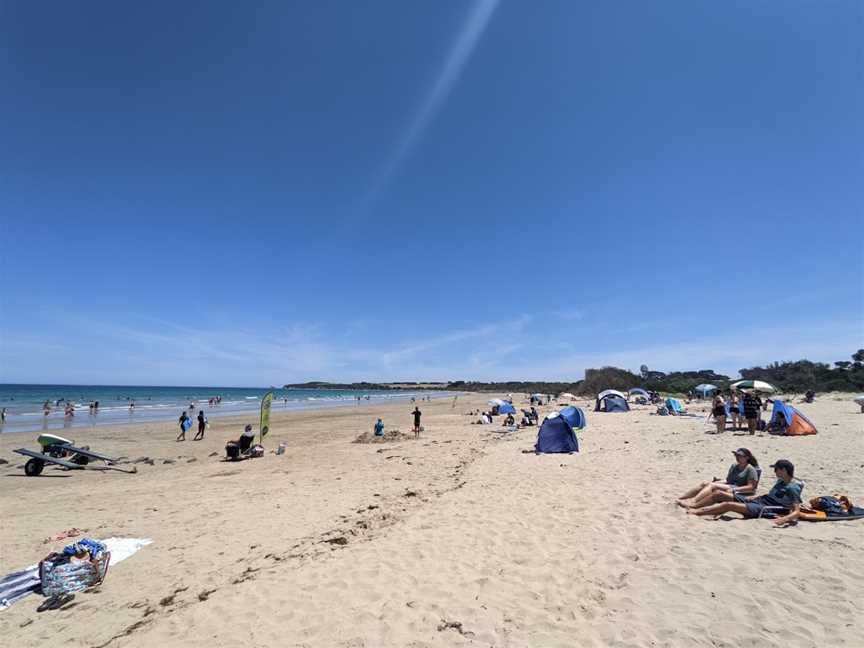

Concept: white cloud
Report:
left=1, top=312, right=860, bottom=386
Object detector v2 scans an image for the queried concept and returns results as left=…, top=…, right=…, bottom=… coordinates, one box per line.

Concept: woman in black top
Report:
left=194, top=410, right=206, bottom=440
left=711, top=394, right=726, bottom=434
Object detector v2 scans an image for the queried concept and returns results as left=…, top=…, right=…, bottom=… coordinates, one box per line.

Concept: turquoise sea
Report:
left=0, top=384, right=447, bottom=435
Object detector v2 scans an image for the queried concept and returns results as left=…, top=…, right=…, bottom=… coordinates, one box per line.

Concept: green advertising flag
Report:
left=259, top=391, right=274, bottom=443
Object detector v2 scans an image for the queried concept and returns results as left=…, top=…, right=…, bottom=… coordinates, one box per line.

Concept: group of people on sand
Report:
left=177, top=410, right=207, bottom=441
left=709, top=390, right=769, bottom=435
left=369, top=406, right=423, bottom=438
left=678, top=448, right=802, bottom=526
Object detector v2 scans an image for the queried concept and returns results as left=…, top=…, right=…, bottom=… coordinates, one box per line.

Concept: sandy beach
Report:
left=1, top=394, right=862, bottom=647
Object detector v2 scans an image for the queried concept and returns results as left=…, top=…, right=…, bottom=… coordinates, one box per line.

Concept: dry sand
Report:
left=1, top=394, right=862, bottom=647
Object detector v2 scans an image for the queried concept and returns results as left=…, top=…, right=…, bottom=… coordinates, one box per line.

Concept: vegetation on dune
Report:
left=287, top=350, right=864, bottom=396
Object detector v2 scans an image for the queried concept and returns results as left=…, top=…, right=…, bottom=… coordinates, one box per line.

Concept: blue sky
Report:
left=1, top=1, right=861, bottom=386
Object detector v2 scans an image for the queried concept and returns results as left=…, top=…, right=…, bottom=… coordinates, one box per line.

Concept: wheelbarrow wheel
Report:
left=25, top=458, right=45, bottom=476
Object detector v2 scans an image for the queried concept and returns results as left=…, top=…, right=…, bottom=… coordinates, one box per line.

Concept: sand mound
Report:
left=352, top=429, right=411, bottom=443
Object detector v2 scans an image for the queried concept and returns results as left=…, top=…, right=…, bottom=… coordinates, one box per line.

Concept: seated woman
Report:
left=374, top=418, right=385, bottom=436
left=503, top=413, right=515, bottom=426
left=677, top=448, right=760, bottom=509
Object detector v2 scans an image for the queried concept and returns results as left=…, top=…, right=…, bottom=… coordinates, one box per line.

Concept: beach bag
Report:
left=809, top=495, right=852, bottom=515
left=250, top=444, right=265, bottom=458
left=40, top=539, right=110, bottom=597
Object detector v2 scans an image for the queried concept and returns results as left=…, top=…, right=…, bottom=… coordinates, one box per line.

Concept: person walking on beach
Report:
left=0, top=407, right=6, bottom=424
left=742, top=390, right=762, bottom=435
left=177, top=411, right=189, bottom=441
left=194, top=410, right=206, bottom=440
left=412, top=406, right=422, bottom=438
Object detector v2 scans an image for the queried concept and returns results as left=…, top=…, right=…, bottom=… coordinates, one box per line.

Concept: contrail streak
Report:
left=367, top=0, right=500, bottom=201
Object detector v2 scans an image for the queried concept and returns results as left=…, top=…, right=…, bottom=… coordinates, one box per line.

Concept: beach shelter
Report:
left=498, top=402, right=516, bottom=414
left=487, top=398, right=505, bottom=406
left=665, top=397, right=684, bottom=414
left=597, top=394, right=629, bottom=412
left=534, top=413, right=579, bottom=453
left=693, top=384, right=718, bottom=397
left=559, top=392, right=577, bottom=401
left=770, top=401, right=817, bottom=436
left=559, top=406, right=586, bottom=430
left=731, top=380, right=776, bottom=393
left=597, top=389, right=627, bottom=401
left=628, top=388, right=649, bottom=399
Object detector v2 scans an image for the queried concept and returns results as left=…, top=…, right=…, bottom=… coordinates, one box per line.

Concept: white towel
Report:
left=0, top=537, right=152, bottom=611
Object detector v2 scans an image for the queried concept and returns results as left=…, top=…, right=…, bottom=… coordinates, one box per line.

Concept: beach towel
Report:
left=0, top=537, right=151, bottom=611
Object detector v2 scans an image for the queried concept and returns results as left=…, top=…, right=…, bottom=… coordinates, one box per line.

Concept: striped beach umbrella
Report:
left=731, top=380, right=776, bottom=393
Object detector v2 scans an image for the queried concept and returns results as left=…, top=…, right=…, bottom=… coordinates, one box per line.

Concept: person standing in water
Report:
left=194, top=410, right=206, bottom=440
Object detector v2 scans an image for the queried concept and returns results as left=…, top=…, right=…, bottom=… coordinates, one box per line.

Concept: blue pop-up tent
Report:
left=597, top=395, right=629, bottom=412
left=498, top=403, right=516, bottom=414
left=535, top=414, right=579, bottom=453
left=769, top=400, right=817, bottom=435
left=559, top=406, right=586, bottom=429
left=694, top=384, right=718, bottom=396
left=665, top=398, right=684, bottom=414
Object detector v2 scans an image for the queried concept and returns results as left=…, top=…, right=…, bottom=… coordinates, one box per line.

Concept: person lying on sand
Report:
left=687, top=459, right=801, bottom=526
left=677, top=448, right=760, bottom=509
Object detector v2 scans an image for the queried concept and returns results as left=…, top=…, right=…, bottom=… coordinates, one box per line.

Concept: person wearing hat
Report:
left=687, top=459, right=802, bottom=525
left=677, top=449, right=760, bottom=509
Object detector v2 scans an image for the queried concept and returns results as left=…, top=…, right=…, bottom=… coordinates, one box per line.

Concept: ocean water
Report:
left=0, top=384, right=448, bottom=435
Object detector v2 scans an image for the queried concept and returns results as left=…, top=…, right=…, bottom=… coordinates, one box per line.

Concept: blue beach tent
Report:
left=769, top=400, right=817, bottom=436
left=665, top=398, right=684, bottom=414
left=694, top=384, right=718, bottom=397
left=601, top=396, right=630, bottom=412
left=535, top=414, right=579, bottom=454
left=559, top=406, right=586, bottom=430
left=498, top=403, right=516, bottom=415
